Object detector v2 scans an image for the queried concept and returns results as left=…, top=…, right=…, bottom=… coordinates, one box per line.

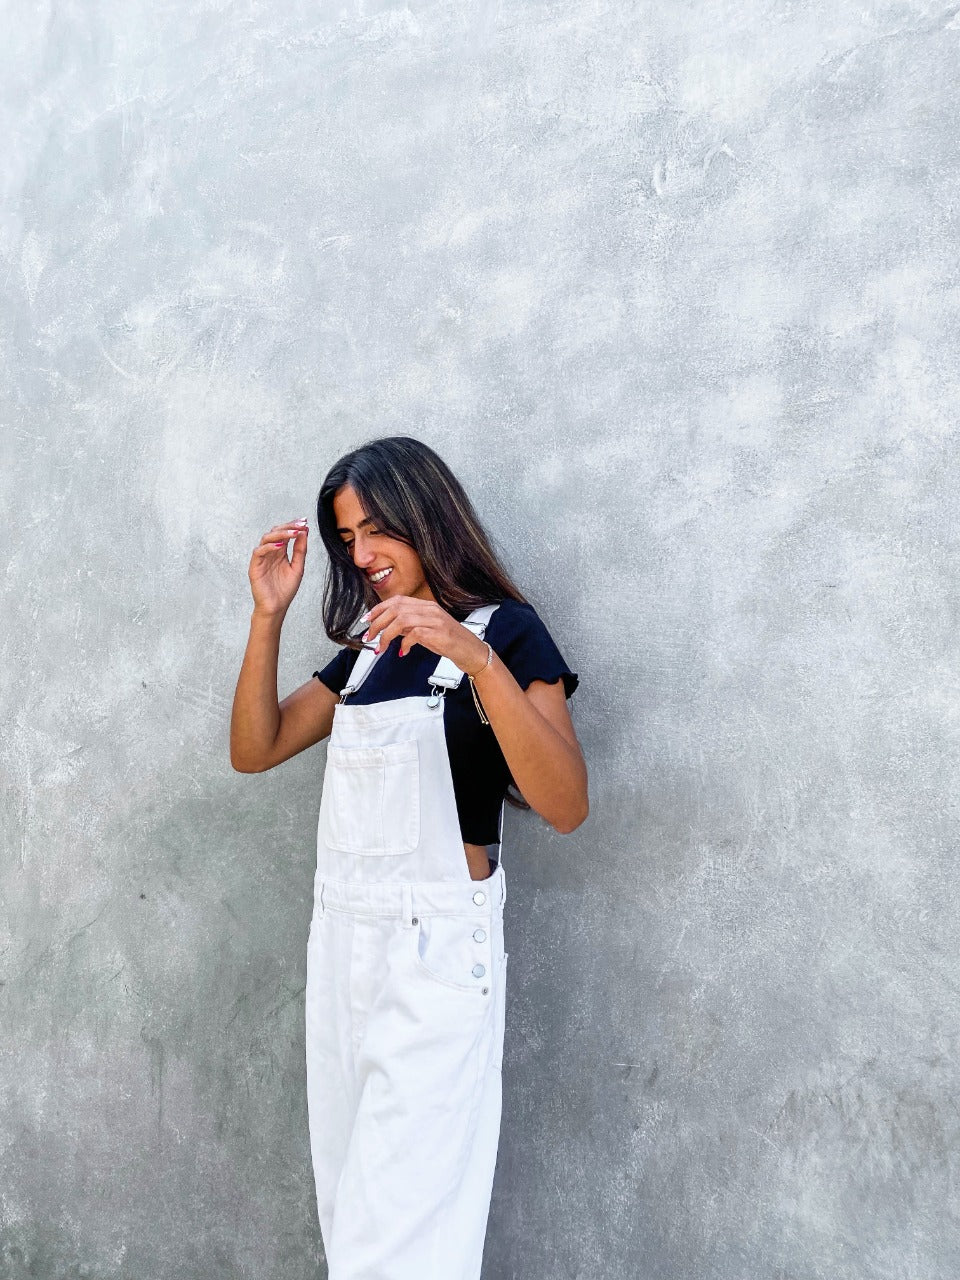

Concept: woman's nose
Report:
left=353, top=536, right=375, bottom=567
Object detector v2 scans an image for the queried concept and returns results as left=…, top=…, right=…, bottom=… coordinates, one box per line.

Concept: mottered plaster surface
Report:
left=3, top=2, right=958, bottom=1277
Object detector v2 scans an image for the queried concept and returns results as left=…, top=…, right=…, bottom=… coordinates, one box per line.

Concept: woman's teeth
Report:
left=369, top=568, right=392, bottom=584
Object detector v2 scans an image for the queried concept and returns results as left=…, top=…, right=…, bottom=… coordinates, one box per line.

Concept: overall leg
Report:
left=305, top=906, right=361, bottom=1248
left=325, top=914, right=505, bottom=1280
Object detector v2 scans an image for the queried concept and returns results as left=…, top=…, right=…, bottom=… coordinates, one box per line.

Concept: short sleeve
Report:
left=312, top=647, right=359, bottom=696
left=488, top=600, right=579, bottom=699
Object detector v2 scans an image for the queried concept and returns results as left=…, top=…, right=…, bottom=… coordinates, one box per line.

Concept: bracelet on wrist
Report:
left=467, top=641, right=493, bottom=724
left=467, top=640, right=493, bottom=678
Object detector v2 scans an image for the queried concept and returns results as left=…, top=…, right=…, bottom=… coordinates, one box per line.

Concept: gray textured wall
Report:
left=3, top=1, right=958, bottom=1276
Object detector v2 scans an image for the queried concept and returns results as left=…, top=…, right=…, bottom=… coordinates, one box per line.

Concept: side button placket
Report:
left=471, top=889, right=491, bottom=993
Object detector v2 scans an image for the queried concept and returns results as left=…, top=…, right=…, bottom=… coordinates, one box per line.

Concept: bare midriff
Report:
left=464, top=842, right=493, bottom=881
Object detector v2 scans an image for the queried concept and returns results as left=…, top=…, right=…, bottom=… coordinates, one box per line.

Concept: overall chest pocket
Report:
left=321, top=740, right=420, bottom=856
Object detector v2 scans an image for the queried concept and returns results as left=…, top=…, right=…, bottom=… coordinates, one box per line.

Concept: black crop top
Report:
left=312, top=598, right=579, bottom=850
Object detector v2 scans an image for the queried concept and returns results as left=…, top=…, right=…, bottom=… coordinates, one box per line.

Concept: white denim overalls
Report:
left=305, top=604, right=507, bottom=1280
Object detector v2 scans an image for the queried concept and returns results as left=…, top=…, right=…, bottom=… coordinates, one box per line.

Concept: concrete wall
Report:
left=3, top=1, right=957, bottom=1276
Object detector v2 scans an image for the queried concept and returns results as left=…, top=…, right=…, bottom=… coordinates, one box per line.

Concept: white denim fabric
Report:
left=305, top=646, right=508, bottom=1279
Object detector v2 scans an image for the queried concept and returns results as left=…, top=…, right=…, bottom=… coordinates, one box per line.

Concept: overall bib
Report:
left=305, top=605, right=508, bottom=1280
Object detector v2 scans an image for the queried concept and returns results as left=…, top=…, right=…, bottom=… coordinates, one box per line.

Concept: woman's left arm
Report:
left=470, top=651, right=589, bottom=835
left=363, top=597, right=589, bottom=835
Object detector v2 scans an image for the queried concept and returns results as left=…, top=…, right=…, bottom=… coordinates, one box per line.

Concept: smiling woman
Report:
left=332, top=486, right=431, bottom=604
left=229, top=435, right=587, bottom=1279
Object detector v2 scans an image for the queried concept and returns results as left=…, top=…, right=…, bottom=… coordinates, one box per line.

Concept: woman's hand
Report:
left=361, top=596, right=489, bottom=674
left=248, top=518, right=310, bottom=617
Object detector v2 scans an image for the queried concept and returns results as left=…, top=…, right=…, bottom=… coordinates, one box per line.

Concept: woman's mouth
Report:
left=368, top=567, right=392, bottom=587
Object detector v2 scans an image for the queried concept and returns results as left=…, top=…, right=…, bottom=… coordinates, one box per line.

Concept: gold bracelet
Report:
left=468, top=641, right=493, bottom=725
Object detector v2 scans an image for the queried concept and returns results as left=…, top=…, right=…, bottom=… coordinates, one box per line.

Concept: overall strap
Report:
left=427, top=603, right=500, bottom=706
left=338, top=615, right=385, bottom=702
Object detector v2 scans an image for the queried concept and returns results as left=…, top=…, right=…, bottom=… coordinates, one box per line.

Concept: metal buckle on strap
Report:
left=423, top=605, right=500, bottom=706
left=427, top=683, right=446, bottom=709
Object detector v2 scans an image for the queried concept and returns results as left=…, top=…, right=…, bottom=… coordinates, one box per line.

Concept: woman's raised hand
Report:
left=248, top=517, right=310, bottom=617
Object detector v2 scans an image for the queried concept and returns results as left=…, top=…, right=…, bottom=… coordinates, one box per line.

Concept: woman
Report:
left=230, top=436, right=588, bottom=1279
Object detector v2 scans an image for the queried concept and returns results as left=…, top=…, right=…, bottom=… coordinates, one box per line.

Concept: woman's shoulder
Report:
left=486, top=595, right=559, bottom=637
left=487, top=595, right=537, bottom=625
left=490, top=594, right=558, bottom=623
left=485, top=597, right=579, bottom=698
left=312, top=642, right=360, bottom=695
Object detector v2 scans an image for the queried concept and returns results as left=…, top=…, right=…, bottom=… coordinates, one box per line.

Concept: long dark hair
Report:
left=317, top=436, right=528, bottom=645
left=317, top=436, right=532, bottom=814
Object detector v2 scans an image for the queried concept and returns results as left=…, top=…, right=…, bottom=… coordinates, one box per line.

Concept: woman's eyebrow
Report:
left=336, top=516, right=376, bottom=535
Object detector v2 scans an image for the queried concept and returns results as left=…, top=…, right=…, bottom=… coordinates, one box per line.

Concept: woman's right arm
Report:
left=229, top=517, right=339, bottom=773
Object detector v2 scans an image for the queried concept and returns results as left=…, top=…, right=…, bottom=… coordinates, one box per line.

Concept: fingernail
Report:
left=374, top=646, right=380, bottom=655
left=399, top=648, right=406, bottom=658
left=272, top=541, right=285, bottom=547
left=360, top=612, right=370, bottom=622
left=361, top=631, right=369, bottom=642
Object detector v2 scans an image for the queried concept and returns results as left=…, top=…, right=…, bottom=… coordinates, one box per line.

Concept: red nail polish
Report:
left=399, top=649, right=405, bottom=658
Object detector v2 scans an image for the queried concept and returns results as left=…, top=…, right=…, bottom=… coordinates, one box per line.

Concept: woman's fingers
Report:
left=367, top=611, right=407, bottom=653
left=374, top=619, right=435, bottom=655
left=252, top=537, right=303, bottom=556
left=364, top=600, right=452, bottom=654
left=396, top=627, right=424, bottom=657
left=364, top=602, right=432, bottom=651
left=363, top=597, right=435, bottom=635
left=258, top=519, right=309, bottom=546
left=289, top=527, right=308, bottom=574
left=251, top=520, right=310, bottom=554
left=361, top=601, right=399, bottom=642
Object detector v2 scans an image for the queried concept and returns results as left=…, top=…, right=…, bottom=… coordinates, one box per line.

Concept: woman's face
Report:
left=333, top=484, right=435, bottom=603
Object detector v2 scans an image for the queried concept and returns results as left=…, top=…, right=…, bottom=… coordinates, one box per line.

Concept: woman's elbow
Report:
left=551, top=794, right=589, bottom=835
left=230, top=749, right=269, bottom=773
